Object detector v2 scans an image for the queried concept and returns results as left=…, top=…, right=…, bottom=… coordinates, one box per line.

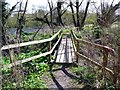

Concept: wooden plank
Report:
left=68, top=43, right=72, bottom=63
left=71, top=29, right=116, bottom=56
left=54, top=37, right=75, bottom=64
left=64, top=37, right=69, bottom=63
left=70, top=39, right=75, bottom=62
left=55, top=38, right=65, bottom=63
left=3, top=34, right=62, bottom=68
left=1, top=29, right=62, bottom=50
left=56, top=43, right=65, bottom=63
left=76, top=52, right=114, bottom=75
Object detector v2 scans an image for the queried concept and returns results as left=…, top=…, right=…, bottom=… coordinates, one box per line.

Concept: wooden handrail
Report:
left=71, top=28, right=116, bottom=76
left=71, top=29, right=116, bottom=56
left=3, top=34, right=62, bottom=68
left=71, top=33, right=77, bottom=52
left=76, top=52, right=114, bottom=75
left=1, top=29, right=62, bottom=50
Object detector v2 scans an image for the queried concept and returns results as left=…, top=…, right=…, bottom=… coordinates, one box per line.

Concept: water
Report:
left=7, top=27, right=39, bottom=34
left=7, top=26, right=56, bottom=35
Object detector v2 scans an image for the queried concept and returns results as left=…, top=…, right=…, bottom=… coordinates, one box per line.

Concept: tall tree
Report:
left=16, top=0, right=28, bottom=43
left=2, top=1, right=19, bottom=46
left=69, top=0, right=90, bottom=29
left=57, top=0, right=64, bottom=26
left=96, top=1, right=120, bottom=28
left=70, top=0, right=76, bottom=27
left=1, top=1, right=7, bottom=46
left=80, top=0, right=90, bottom=28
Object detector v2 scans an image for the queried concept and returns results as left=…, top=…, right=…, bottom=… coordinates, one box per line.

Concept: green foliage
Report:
left=62, top=11, right=73, bottom=25
left=75, top=25, right=102, bottom=40
left=6, top=16, right=17, bottom=28
left=2, top=52, right=49, bottom=88
left=3, top=56, right=10, bottom=65
left=70, top=65, right=117, bottom=88
left=75, top=24, right=94, bottom=39
left=92, top=26, right=102, bottom=39
left=22, top=73, right=47, bottom=88
left=3, top=62, right=48, bottom=89
left=70, top=66, right=96, bottom=84
left=2, top=33, right=52, bottom=88
left=85, top=13, right=97, bottom=25
left=21, top=62, right=48, bottom=88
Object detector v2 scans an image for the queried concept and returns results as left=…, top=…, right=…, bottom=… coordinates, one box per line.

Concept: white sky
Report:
left=6, top=0, right=120, bottom=13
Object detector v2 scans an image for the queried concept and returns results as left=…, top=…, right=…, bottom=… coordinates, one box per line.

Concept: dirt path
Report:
left=43, top=35, right=87, bottom=89
left=44, top=64, right=86, bottom=89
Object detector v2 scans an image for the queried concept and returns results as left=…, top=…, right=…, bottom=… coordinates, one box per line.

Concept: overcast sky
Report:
left=6, top=0, right=120, bottom=13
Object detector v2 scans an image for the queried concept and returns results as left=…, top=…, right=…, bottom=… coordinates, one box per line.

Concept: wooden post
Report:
left=76, top=40, right=79, bottom=63
left=101, top=48, right=108, bottom=82
left=9, top=49, right=17, bottom=72
left=49, top=41, right=51, bottom=62
left=114, top=40, right=120, bottom=85
left=117, top=45, right=120, bottom=75
left=117, top=45, right=120, bottom=85
left=9, top=49, right=17, bottom=82
left=113, top=38, right=120, bottom=84
left=102, top=49, right=108, bottom=67
left=113, top=43, right=120, bottom=85
left=9, top=49, right=15, bottom=64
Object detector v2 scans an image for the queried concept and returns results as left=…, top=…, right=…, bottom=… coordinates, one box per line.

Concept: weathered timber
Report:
left=1, top=29, right=62, bottom=50
left=76, top=52, right=114, bottom=75
left=3, top=34, right=62, bottom=68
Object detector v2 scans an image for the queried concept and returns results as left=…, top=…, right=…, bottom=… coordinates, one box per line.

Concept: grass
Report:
left=2, top=57, right=49, bottom=88
left=70, top=66, right=96, bottom=84
left=70, top=65, right=117, bottom=88
left=2, top=32, right=52, bottom=89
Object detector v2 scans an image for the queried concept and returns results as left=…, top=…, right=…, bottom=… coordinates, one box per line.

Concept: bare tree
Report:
left=56, top=0, right=64, bottom=26
left=70, top=0, right=76, bottom=27
left=34, top=0, right=68, bottom=34
left=16, top=0, right=28, bottom=43
left=69, top=0, right=90, bottom=29
left=96, top=1, right=120, bottom=28
left=80, top=0, right=90, bottom=28
left=2, top=1, right=19, bottom=46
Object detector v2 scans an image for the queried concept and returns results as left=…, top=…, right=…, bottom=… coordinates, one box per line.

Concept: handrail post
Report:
left=71, top=29, right=79, bottom=63
left=9, top=49, right=17, bottom=81
left=117, top=45, right=120, bottom=85
left=102, top=48, right=108, bottom=67
left=76, top=40, right=79, bottom=63
left=114, top=40, right=120, bottom=85
left=101, top=48, right=108, bottom=83
left=49, top=41, right=51, bottom=62
left=9, top=49, right=17, bottom=72
left=111, top=38, right=120, bottom=85
left=113, top=42, right=120, bottom=85
left=9, top=49, right=14, bottom=64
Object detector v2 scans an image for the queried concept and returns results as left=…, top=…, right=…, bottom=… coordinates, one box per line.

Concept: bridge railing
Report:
left=71, top=27, right=119, bottom=83
left=1, top=29, right=63, bottom=69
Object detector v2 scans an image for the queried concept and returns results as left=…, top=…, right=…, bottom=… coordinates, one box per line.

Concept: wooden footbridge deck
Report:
left=51, top=36, right=75, bottom=63
left=1, top=27, right=119, bottom=83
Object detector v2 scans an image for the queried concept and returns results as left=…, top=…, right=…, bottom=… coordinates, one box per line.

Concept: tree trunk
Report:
left=70, top=2, right=76, bottom=27
left=1, top=27, right=6, bottom=46
left=76, top=2, right=80, bottom=27
left=80, top=1, right=90, bottom=28
left=57, top=2, right=64, bottom=26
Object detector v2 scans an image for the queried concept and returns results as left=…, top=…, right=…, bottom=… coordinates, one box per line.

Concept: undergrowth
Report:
left=70, top=65, right=117, bottom=89
left=2, top=33, right=52, bottom=89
